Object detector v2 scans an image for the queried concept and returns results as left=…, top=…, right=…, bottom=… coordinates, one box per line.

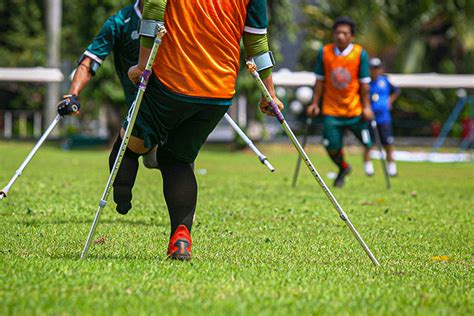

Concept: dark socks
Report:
left=159, top=160, right=197, bottom=236
left=328, top=149, right=349, bottom=170
left=108, top=135, right=140, bottom=214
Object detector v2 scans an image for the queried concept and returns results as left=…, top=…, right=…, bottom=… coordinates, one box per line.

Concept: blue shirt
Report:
left=370, top=75, right=399, bottom=124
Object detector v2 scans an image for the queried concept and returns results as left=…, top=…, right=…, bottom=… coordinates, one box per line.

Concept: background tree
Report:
left=0, top=0, right=129, bottom=136
left=1, top=1, right=472, bottom=138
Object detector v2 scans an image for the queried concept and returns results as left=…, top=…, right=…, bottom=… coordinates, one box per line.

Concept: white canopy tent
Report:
left=273, top=70, right=474, bottom=154
left=272, top=71, right=474, bottom=89
left=0, top=67, right=64, bottom=83
left=0, top=67, right=64, bottom=139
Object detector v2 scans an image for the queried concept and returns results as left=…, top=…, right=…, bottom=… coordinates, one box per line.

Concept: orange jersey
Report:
left=316, top=43, right=370, bottom=117
left=153, top=0, right=266, bottom=100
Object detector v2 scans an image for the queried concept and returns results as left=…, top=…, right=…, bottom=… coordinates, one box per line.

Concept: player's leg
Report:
left=109, top=73, right=171, bottom=215
left=348, top=116, right=373, bottom=178
left=142, top=145, right=159, bottom=169
left=108, top=131, right=149, bottom=215
left=364, top=126, right=376, bottom=176
left=378, top=123, right=397, bottom=176
left=363, top=147, right=374, bottom=176
left=158, top=103, right=228, bottom=260
left=323, top=116, right=351, bottom=187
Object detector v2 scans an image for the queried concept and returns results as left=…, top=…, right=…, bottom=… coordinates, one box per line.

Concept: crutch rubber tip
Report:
left=263, top=159, right=275, bottom=172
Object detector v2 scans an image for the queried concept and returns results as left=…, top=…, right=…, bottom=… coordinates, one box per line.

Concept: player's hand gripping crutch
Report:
left=247, top=61, right=380, bottom=266
left=80, top=28, right=166, bottom=259
left=291, top=117, right=312, bottom=187
left=0, top=95, right=80, bottom=200
left=223, top=113, right=275, bottom=172
left=370, top=120, right=391, bottom=190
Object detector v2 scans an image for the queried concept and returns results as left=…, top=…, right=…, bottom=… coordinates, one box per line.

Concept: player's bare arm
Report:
left=307, top=80, right=323, bottom=117
left=68, top=56, right=93, bottom=96
left=389, top=88, right=401, bottom=110
left=360, top=83, right=374, bottom=121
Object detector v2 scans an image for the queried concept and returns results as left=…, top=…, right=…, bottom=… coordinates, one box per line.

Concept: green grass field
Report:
left=0, top=141, right=472, bottom=315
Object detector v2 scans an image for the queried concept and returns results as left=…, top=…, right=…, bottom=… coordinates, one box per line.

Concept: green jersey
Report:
left=83, top=1, right=141, bottom=107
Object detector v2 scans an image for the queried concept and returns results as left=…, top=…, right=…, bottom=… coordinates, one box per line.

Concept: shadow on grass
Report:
left=48, top=252, right=164, bottom=261
left=13, top=218, right=165, bottom=227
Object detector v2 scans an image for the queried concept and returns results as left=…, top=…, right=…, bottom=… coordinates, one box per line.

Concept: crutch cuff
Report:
left=250, top=51, right=275, bottom=72
left=139, top=19, right=165, bottom=38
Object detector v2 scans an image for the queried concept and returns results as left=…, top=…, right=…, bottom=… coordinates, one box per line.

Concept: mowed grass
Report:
left=0, top=140, right=472, bottom=315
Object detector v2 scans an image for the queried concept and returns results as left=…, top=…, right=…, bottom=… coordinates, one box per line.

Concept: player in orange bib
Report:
left=124, top=0, right=283, bottom=260
left=306, top=16, right=374, bottom=187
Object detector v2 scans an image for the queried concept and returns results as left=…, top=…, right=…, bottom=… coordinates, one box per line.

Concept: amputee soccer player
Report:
left=364, top=57, right=401, bottom=177
left=56, top=1, right=160, bottom=215
left=127, top=0, right=283, bottom=260
left=306, top=16, right=374, bottom=188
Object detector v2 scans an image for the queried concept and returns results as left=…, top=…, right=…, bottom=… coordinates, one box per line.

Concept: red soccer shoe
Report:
left=167, top=225, right=192, bottom=261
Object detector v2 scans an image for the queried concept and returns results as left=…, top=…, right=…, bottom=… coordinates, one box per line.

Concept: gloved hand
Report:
left=57, top=94, right=80, bottom=116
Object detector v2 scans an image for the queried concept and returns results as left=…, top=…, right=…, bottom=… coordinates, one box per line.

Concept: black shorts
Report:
left=371, top=123, right=394, bottom=145
left=123, top=74, right=229, bottom=163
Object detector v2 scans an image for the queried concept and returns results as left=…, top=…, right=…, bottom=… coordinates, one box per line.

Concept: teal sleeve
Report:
left=359, top=49, right=370, bottom=79
left=313, top=48, right=324, bottom=76
left=245, top=0, right=268, bottom=30
left=141, top=0, right=167, bottom=48
left=86, top=15, right=120, bottom=61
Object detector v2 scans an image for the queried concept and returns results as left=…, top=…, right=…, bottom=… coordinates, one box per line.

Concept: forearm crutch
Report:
left=370, top=120, right=391, bottom=190
left=223, top=113, right=275, bottom=172
left=291, top=117, right=312, bottom=187
left=1, top=114, right=62, bottom=200
left=81, top=31, right=165, bottom=259
left=247, top=61, right=380, bottom=266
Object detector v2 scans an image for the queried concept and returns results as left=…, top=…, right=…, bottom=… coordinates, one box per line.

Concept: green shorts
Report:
left=322, top=115, right=372, bottom=151
left=123, top=74, right=229, bottom=163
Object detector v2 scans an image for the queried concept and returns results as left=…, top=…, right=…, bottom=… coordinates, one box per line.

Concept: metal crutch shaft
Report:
left=223, top=113, right=275, bottom=172
left=0, top=114, right=62, bottom=200
left=291, top=117, right=312, bottom=187
left=247, top=61, right=380, bottom=266
left=81, top=32, right=165, bottom=259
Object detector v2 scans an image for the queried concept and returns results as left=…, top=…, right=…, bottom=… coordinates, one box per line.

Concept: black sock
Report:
left=327, top=149, right=349, bottom=170
left=159, top=160, right=197, bottom=236
left=109, top=135, right=140, bottom=214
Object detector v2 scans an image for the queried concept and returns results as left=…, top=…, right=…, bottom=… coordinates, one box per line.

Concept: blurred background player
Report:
left=127, top=0, right=283, bottom=260
left=306, top=16, right=373, bottom=187
left=56, top=1, right=161, bottom=215
left=364, top=57, right=401, bottom=176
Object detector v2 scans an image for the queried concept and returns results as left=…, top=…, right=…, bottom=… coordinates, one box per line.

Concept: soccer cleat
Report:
left=334, top=165, right=352, bottom=188
left=364, top=161, right=374, bottom=176
left=113, top=185, right=132, bottom=215
left=167, top=225, right=192, bottom=261
left=388, top=161, right=397, bottom=177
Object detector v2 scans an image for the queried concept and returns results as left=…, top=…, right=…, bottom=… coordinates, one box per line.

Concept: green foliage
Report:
left=0, top=0, right=129, bottom=112
left=0, top=142, right=473, bottom=314
left=0, top=1, right=47, bottom=110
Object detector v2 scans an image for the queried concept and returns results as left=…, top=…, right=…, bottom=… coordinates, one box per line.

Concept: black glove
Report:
left=57, top=94, right=80, bottom=116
